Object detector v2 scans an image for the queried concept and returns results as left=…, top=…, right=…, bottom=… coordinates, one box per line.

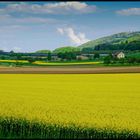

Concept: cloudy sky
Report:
left=0, top=1, right=140, bottom=52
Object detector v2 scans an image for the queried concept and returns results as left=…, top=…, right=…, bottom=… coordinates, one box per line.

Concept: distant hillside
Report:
left=53, top=46, right=80, bottom=53
left=35, top=50, right=51, bottom=53
left=79, top=31, right=140, bottom=51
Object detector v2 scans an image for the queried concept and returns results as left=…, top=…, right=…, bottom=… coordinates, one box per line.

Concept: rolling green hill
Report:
left=53, top=46, right=81, bottom=53
left=79, top=31, right=140, bottom=51
left=35, top=50, right=51, bottom=53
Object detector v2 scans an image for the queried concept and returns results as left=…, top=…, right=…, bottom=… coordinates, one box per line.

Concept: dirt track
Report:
left=0, top=66, right=140, bottom=74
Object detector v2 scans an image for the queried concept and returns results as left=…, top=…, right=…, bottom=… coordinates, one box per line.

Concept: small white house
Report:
left=76, top=55, right=89, bottom=60
left=113, top=51, right=125, bottom=59
left=51, top=55, right=59, bottom=61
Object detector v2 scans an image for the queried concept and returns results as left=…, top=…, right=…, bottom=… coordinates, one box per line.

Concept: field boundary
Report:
left=0, top=66, right=140, bottom=74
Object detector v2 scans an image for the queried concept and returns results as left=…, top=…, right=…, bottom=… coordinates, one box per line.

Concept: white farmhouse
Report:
left=113, top=51, right=125, bottom=59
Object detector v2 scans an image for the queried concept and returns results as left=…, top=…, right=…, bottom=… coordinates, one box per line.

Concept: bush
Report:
left=127, top=57, right=136, bottom=64
left=104, top=56, right=111, bottom=64
left=27, top=58, right=36, bottom=63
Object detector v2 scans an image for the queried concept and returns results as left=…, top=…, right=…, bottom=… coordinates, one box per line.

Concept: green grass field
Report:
left=0, top=74, right=140, bottom=139
left=1, top=59, right=140, bottom=68
left=0, top=59, right=103, bottom=68
left=127, top=52, right=140, bottom=58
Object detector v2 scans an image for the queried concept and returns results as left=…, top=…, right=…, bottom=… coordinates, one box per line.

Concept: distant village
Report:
left=0, top=50, right=125, bottom=61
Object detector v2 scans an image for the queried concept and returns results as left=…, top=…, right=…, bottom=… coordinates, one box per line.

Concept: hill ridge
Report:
left=78, top=31, right=140, bottom=51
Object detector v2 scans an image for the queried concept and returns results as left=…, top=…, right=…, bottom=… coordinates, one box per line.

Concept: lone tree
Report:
left=47, top=52, right=52, bottom=61
left=127, top=57, right=136, bottom=64
left=27, top=58, right=36, bottom=64
left=104, top=56, right=111, bottom=64
left=103, top=53, right=113, bottom=64
left=94, top=53, right=100, bottom=59
left=15, top=53, right=22, bottom=66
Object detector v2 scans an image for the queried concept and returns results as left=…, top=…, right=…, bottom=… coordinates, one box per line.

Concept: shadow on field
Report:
left=0, top=66, right=140, bottom=74
left=0, top=117, right=139, bottom=139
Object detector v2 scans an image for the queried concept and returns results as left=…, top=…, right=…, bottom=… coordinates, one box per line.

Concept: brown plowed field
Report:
left=0, top=66, right=140, bottom=74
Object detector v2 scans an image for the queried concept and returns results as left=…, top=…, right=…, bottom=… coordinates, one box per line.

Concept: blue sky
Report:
left=0, top=1, right=140, bottom=52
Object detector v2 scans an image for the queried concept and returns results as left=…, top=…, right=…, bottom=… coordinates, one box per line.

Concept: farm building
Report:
left=51, top=54, right=60, bottom=61
left=99, top=53, right=109, bottom=57
left=76, top=55, right=89, bottom=60
left=113, top=51, right=125, bottom=59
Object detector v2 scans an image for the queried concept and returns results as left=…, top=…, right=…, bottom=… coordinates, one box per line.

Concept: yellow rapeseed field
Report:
left=0, top=59, right=101, bottom=65
left=0, top=60, right=28, bottom=63
left=0, top=74, right=140, bottom=133
left=34, top=61, right=101, bottom=65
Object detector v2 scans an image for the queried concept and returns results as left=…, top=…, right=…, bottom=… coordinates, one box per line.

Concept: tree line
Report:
left=104, top=54, right=140, bottom=65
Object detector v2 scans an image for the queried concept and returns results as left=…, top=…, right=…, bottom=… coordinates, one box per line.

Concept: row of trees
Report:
left=31, top=47, right=100, bottom=61
left=1, top=46, right=140, bottom=63
left=94, top=40, right=140, bottom=51
left=104, top=54, right=140, bottom=64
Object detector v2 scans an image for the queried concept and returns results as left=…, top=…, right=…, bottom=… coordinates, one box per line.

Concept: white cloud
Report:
left=12, top=47, right=21, bottom=52
left=0, top=25, right=29, bottom=34
left=57, top=28, right=64, bottom=35
left=116, top=8, right=140, bottom=16
left=0, top=13, right=58, bottom=26
left=0, top=13, right=11, bottom=19
left=14, top=17, right=57, bottom=24
left=0, top=2, right=97, bottom=15
left=0, top=46, right=8, bottom=51
left=57, top=27, right=90, bottom=45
